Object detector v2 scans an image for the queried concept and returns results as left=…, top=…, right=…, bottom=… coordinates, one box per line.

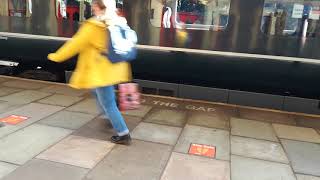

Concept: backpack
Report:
left=104, top=23, right=138, bottom=63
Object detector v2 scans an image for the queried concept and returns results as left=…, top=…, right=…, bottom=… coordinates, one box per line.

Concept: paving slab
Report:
left=295, top=115, right=320, bottom=129
left=0, top=103, right=64, bottom=138
left=144, top=109, right=187, bottom=127
left=1, top=80, right=49, bottom=89
left=0, top=101, right=23, bottom=114
left=39, top=84, right=88, bottom=96
left=231, top=155, right=296, bottom=180
left=297, top=174, right=320, bottom=180
left=231, top=118, right=278, bottom=141
left=174, top=125, right=230, bottom=160
left=84, top=140, right=172, bottom=180
left=38, top=111, right=96, bottom=130
left=0, top=124, right=72, bottom=165
left=37, top=94, right=84, bottom=107
left=2, top=159, right=88, bottom=180
left=121, top=105, right=152, bottom=118
left=161, top=152, right=230, bottom=180
left=0, top=87, right=23, bottom=97
left=0, top=162, right=18, bottom=179
left=0, top=77, right=10, bottom=83
left=81, top=91, right=94, bottom=99
left=66, top=98, right=100, bottom=115
left=273, top=124, right=320, bottom=143
left=0, top=90, right=51, bottom=104
left=187, top=112, right=230, bottom=130
left=73, top=115, right=141, bottom=141
left=132, top=122, right=182, bottom=145
left=37, top=135, right=114, bottom=169
left=231, top=136, right=289, bottom=163
left=281, top=139, right=320, bottom=176
left=238, top=107, right=296, bottom=125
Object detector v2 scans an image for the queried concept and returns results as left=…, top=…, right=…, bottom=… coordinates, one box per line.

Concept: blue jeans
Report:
left=94, top=86, right=129, bottom=136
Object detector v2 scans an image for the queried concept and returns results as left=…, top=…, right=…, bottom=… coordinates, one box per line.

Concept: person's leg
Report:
left=95, top=86, right=131, bottom=144
left=93, top=90, right=110, bottom=123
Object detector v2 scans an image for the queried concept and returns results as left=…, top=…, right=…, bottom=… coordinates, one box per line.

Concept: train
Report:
left=0, top=0, right=320, bottom=114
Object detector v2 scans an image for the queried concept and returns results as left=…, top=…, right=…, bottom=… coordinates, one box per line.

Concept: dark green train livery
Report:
left=0, top=0, right=320, bottom=114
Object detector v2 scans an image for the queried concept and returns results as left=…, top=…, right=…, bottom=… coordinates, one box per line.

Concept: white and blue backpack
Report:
left=103, top=21, right=138, bottom=63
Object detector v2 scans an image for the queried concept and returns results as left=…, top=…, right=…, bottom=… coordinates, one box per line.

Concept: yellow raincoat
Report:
left=48, top=18, right=132, bottom=89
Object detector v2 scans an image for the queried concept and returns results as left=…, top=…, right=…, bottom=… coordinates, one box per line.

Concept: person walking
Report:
left=48, top=0, right=132, bottom=145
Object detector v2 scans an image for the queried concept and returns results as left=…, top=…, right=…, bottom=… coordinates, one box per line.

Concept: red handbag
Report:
left=118, top=83, right=141, bottom=111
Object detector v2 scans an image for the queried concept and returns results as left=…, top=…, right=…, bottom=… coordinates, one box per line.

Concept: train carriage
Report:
left=1, top=0, right=320, bottom=114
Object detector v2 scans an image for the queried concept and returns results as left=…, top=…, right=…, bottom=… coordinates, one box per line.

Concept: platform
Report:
left=0, top=75, right=319, bottom=180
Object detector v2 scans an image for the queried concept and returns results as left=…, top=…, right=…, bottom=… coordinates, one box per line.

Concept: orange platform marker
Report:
left=189, top=143, right=216, bottom=158
left=0, top=115, right=29, bottom=125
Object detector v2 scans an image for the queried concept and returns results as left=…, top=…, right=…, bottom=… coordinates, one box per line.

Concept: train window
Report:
left=261, top=0, right=320, bottom=37
left=0, top=0, right=123, bottom=38
left=56, top=0, right=87, bottom=21
left=176, top=0, right=230, bottom=30
left=0, top=0, right=124, bottom=21
left=0, top=0, right=32, bottom=17
left=0, top=0, right=89, bottom=21
left=55, top=0, right=124, bottom=21
left=150, top=0, right=231, bottom=30
left=9, top=0, right=27, bottom=17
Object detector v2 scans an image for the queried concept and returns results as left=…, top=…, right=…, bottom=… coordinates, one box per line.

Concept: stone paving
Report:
left=0, top=75, right=320, bottom=180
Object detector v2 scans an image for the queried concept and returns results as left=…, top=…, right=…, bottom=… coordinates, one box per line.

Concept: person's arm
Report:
left=48, top=22, right=92, bottom=63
